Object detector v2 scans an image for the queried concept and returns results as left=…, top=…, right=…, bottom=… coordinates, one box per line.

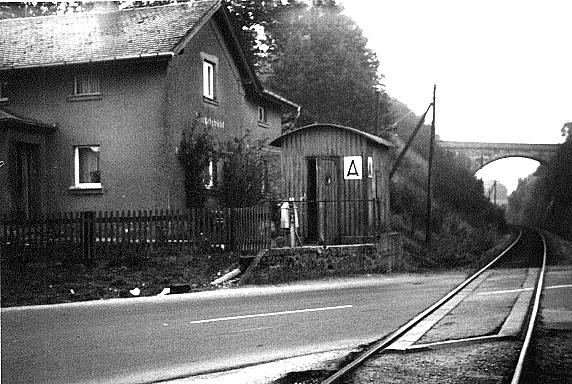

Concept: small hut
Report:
left=270, top=123, right=394, bottom=245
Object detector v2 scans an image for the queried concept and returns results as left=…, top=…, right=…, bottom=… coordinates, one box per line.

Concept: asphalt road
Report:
left=1, top=273, right=466, bottom=384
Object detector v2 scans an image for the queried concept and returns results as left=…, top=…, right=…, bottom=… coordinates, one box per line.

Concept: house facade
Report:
left=0, top=1, right=298, bottom=217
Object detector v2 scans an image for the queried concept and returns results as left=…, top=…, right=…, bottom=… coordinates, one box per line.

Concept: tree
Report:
left=506, top=126, right=572, bottom=238
left=219, top=136, right=270, bottom=207
left=178, top=117, right=218, bottom=209
left=260, top=3, right=387, bottom=132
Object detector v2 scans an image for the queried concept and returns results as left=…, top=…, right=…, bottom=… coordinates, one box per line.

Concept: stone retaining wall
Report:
left=240, top=234, right=404, bottom=285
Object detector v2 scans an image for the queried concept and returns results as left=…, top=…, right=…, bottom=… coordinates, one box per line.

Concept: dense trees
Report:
left=227, top=0, right=389, bottom=132
left=507, top=125, right=572, bottom=239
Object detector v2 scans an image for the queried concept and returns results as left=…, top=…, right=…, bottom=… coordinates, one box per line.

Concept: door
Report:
left=16, top=143, right=41, bottom=218
left=306, top=157, right=339, bottom=244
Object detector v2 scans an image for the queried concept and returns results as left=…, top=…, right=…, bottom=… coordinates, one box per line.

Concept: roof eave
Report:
left=0, top=52, right=174, bottom=72
left=270, top=123, right=395, bottom=148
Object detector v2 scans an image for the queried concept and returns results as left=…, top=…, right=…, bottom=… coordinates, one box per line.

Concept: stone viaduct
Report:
left=438, top=141, right=560, bottom=174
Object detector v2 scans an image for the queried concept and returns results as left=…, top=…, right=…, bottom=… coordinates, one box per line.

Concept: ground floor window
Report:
left=74, top=145, right=101, bottom=188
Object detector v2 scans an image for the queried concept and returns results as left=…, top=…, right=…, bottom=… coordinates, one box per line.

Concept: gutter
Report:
left=2, top=52, right=175, bottom=72
left=262, top=89, right=300, bottom=110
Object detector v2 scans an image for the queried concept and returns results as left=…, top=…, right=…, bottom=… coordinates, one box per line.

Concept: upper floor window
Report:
left=0, top=81, right=8, bottom=102
left=74, top=74, right=100, bottom=96
left=201, top=53, right=219, bottom=103
left=74, top=145, right=101, bottom=189
left=203, top=60, right=216, bottom=100
left=258, top=106, right=267, bottom=125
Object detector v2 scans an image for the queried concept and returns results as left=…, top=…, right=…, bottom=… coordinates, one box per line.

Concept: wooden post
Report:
left=425, top=85, right=436, bottom=245
left=81, top=211, right=95, bottom=265
left=289, top=198, right=296, bottom=248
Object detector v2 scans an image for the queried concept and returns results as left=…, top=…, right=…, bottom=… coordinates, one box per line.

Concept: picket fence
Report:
left=0, top=206, right=270, bottom=264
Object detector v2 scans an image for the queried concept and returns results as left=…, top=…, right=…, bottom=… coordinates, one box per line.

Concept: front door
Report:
left=15, top=143, right=41, bottom=218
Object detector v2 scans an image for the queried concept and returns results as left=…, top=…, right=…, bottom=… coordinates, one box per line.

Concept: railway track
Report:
left=314, top=226, right=547, bottom=384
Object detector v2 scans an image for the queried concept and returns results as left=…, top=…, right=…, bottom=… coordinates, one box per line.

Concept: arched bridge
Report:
left=439, top=141, right=560, bottom=173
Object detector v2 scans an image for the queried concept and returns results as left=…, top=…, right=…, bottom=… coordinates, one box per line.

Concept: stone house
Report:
left=0, top=0, right=298, bottom=217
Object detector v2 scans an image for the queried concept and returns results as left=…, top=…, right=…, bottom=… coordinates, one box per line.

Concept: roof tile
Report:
left=0, top=1, right=219, bottom=70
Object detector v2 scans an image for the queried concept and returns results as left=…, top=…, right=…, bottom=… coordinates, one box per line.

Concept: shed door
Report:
left=316, top=158, right=339, bottom=243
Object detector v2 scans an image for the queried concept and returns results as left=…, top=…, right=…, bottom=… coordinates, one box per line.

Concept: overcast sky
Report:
left=341, top=0, right=571, bottom=192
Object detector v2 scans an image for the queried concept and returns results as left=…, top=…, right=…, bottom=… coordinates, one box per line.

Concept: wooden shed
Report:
left=270, top=123, right=394, bottom=244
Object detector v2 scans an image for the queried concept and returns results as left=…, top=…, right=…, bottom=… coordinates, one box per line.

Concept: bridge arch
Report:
left=439, top=141, right=559, bottom=174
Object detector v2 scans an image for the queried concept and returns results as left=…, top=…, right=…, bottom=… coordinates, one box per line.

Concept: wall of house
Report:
left=164, top=19, right=284, bottom=210
left=1, top=61, right=172, bottom=212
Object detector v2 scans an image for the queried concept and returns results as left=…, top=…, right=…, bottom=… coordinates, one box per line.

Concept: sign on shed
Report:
left=343, top=156, right=362, bottom=180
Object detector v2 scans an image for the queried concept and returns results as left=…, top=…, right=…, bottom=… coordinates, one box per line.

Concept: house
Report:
left=0, top=0, right=299, bottom=218
left=270, top=123, right=393, bottom=244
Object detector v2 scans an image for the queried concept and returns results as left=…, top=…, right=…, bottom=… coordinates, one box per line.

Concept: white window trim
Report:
left=203, top=60, right=215, bottom=100
left=74, top=146, right=102, bottom=189
left=201, top=53, right=219, bottom=102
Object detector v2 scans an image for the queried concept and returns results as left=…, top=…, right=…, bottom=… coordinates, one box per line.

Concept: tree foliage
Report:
left=178, top=118, right=218, bottom=209
left=264, top=4, right=385, bottom=132
left=508, top=130, right=572, bottom=238
left=219, top=136, right=270, bottom=208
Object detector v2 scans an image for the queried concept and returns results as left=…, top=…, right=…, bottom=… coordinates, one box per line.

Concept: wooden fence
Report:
left=0, top=206, right=270, bottom=264
left=1, top=199, right=386, bottom=264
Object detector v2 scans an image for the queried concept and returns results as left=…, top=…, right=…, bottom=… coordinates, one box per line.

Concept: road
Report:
left=1, top=273, right=466, bottom=384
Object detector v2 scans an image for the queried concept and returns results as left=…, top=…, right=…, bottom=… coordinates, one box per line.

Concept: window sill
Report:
left=203, top=96, right=219, bottom=106
left=67, top=94, right=102, bottom=102
left=0, top=97, right=8, bottom=104
left=258, top=121, right=270, bottom=128
left=68, top=187, right=104, bottom=195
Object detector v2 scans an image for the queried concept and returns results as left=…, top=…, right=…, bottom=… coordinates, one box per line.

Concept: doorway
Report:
left=15, top=142, right=41, bottom=218
left=306, top=157, right=339, bottom=243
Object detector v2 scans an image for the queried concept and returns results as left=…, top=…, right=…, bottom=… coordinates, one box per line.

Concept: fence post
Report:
left=322, top=201, right=327, bottom=249
left=81, top=211, right=96, bottom=265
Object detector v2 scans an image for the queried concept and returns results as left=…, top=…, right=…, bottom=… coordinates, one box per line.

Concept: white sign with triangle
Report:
left=343, top=156, right=362, bottom=180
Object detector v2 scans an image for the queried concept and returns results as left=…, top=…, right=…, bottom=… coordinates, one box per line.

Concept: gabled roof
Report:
left=0, top=106, right=57, bottom=132
left=0, top=1, right=299, bottom=111
left=270, top=123, right=394, bottom=148
left=0, top=1, right=219, bottom=70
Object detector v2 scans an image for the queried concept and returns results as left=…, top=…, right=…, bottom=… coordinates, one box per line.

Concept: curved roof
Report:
left=270, top=123, right=394, bottom=148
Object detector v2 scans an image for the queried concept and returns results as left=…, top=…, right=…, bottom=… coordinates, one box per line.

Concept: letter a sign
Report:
left=344, top=156, right=362, bottom=180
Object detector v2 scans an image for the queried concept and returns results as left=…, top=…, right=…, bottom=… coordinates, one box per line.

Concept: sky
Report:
left=340, top=0, right=571, bottom=192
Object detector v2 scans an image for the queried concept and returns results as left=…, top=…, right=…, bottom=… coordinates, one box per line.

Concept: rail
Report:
left=510, top=230, right=547, bottom=384
left=321, top=227, right=547, bottom=384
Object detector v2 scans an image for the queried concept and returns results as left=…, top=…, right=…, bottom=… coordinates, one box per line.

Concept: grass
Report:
left=1, top=246, right=239, bottom=307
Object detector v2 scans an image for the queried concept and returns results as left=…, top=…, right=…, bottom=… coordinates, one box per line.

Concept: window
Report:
left=201, top=160, right=221, bottom=190
left=0, top=81, right=8, bottom=102
left=74, top=74, right=100, bottom=96
left=74, top=146, right=101, bottom=188
left=202, top=60, right=216, bottom=100
left=258, top=106, right=267, bottom=124
left=367, top=156, right=373, bottom=178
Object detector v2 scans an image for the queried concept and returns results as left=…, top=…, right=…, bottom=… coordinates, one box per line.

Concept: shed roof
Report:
left=270, top=123, right=394, bottom=148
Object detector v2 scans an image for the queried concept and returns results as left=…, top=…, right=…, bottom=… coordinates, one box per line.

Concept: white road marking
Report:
left=189, top=305, right=353, bottom=324
left=478, top=284, right=572, bottom=295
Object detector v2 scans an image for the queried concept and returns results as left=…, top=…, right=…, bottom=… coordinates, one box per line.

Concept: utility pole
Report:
left=425, top=85, right=436, bottom=245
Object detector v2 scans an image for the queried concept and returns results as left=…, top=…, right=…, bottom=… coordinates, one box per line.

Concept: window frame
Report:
left=73, top=73, right=101, bottom=97
left=73, top=145, right=102, bottom=189
left=201, top=53, right=219, bottom=103
left=0, top=81, right=8, bottom=102
left=257, top=106, right=268, bottom=125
